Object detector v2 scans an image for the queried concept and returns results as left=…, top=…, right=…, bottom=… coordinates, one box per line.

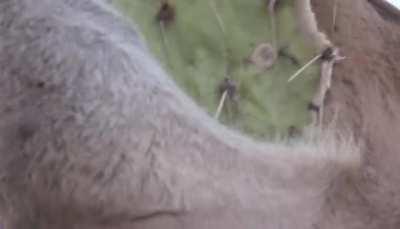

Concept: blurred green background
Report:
left=114, top=0, right=319, bottom=139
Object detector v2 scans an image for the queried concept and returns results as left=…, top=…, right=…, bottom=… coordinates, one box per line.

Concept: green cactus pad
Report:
left=115, top=0, right=319, bottom=139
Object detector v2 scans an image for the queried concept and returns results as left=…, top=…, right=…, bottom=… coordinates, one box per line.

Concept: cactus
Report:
left=114, top=0, right=320, bottom=138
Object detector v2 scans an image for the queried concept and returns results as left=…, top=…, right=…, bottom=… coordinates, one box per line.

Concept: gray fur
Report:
left=0, top=0, right=366, bottom=228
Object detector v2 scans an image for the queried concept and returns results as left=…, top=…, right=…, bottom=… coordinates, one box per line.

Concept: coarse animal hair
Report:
left=0, top=0, right=363, bottom=228
left=293, top=0, right=332, bottom=51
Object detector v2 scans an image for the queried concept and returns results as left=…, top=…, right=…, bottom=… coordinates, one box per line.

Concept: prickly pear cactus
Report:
left=114, top=0, right=319, bottom=139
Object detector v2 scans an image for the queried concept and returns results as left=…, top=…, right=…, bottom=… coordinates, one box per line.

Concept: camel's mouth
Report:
left=115, top=0, right=326, bottom=139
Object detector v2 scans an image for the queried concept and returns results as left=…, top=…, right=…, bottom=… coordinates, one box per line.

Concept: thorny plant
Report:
left=149, top=0, right=344, bottom=136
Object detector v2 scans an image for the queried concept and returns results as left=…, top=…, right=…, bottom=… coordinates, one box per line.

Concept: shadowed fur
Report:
left=0, top=0, right=382, bottom=229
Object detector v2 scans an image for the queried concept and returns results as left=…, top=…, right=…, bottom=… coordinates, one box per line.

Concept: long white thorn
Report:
left=268, top=0, right=277, bottom=50
left=215, top=90, right=228, bottom=120
left=332, top=0, right=338, bottom=33
left=287, top=54, right=321, bottom=82
left=209, top=0, right=226, bottom=35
